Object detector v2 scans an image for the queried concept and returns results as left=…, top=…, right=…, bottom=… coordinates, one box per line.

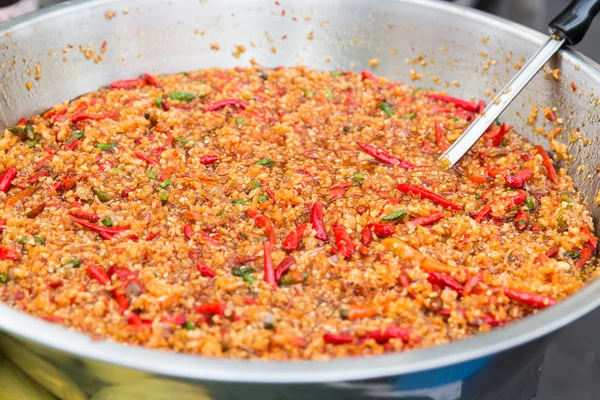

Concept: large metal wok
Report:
left=0, top=0, right=599, bottom=398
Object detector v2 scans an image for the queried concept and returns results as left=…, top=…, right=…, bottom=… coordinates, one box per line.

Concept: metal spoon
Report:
left=440, top=0, right=600, bottom=168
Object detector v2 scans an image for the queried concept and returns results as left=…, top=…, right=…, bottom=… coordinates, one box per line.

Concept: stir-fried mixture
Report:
left=0, top=66, right=596, bottom=360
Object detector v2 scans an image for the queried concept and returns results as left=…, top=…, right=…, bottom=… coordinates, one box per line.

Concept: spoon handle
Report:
left=550, top=0, right=600, bottom=45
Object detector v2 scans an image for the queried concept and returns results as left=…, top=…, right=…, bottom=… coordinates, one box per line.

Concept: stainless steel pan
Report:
left=0, top=0, right=599, bottom=398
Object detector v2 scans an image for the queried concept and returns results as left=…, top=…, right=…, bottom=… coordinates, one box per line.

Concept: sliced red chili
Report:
left=434, top=121, right=449, bottom=152
left=310, top=201, right=328, bottom=241
left=0, top=168, right=17, bottom=193
left=205, top=99, right=247, bottom=112
left=134, top=152, right=160, bottom=165
left=263, top=241, right=277, bottom=288
left=502, top=287, right=556, bottom=308
left=199, top=155, right=219, bottom=165
left=332, top=224, right=355, bottom=259
left=323, top=332, right=354, bottom=344
left=110, top=290, right=130, bottom=314
left=197, top=262, right=217, bottom=278
left=363, top=326, right=413, bottom=343
left=109, top=78, right=146, bottom=89
left=410, top=212, right=444, bottom=226
left=361, top=227, right=372, bottom=245
left=427, top=271, right=462, bottom=293
left=514, top=211, right=529, bottom=231
left=575, top=244, right=595, bottom=269
left=70, top=111, right=119, bottom=122
left=87, top=265, right=110, bottom=285
left=368, top=223, right=395, bottom=238
left=0, top=246, right=20, bottom=260
left=582, top=226, right=598, bottom=249
left=361, top=70, right=378, bottom=82
left=425, top=93, right=479, bottom=112
left=504, top=168, right=532, bottom=188
left=196, top=302, right=227, bottom=316
left=142, top=73, right=160, bottom=87
left=184, top=223, right=194, bottom=240
left=534, top=145, right=558, bottom=184
left=282, top=223, right=308, bottom=252
left=463, top=272, right=482, bottom=296
left=397, top=183, right=463, bottom=211
left=275, top=256, right=295, bottom=282
left=71, top=216, right=130, bottom=240
left=491, top=123, right=512, bottom=147
left=356, top=141, right=414, bottom=168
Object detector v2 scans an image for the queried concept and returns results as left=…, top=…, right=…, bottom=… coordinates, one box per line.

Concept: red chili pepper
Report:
left=110, top=290, right=130, bottom=314
left=368, top=223, right=395, bottom=238
left=243, top=298, right=259, bottom=305
left=69, top=210, right=99, bottom=222
left=514, top=211, right=529, bottom=231
left=199, top=155, right=219, bottom=165
left=582, top=226, right=598, bottom=249
left=361, top=227, right=372, bottom=245
left=502, top=287, right=556, bottom=308
left=70, top=111, right=119, bottom=122
left=263, top=241, right=277, bottom=288
left=356, top=141, right=414, bottom=168
left=425, top=93, right=479, bottom=112
left=484, top=166, right=506, bottom=178
left=363, top=326, right=412, bottom=343
left=42, top=316, right=65, bottom=323
left=491, top=123, right=512, bottom=147
left=427, top=271, right=462, bottom=293
left=198, top=231, right=222, bottom=247
left=127, top=314, right=152, bottom=327
left=398, top=269, right=411, bottom=288
left=472, top=190, right=526, bottom=223
left=184, top=223, right=194, bottom=240
left=504, top=168, right=532, bottom=188
left=165, top=130, right=174, bottom=147
left=204, top=99, right=247, bottom=112
left=134, top=152, right=159, bottom=165
left=250, top=214, right=276, bottom=249
left=0, top=219, right=5, bottom=235
left=197, top=262, right=217, bottom=278
left=575, top=244, right=595, bottom=269
left=275, top=256, right=295, bottom=282
left=87, top=264, right=110, bottom=285
left=361, top=70, right=378, bottom=82
left=310, top=201, right=328, bottom=241
left=468, top=175, right=488, bottom=184
left=397, top=183, right=463, bottom=211
left=159, top=167, right=173, bottom=182
left=0, top=246, right=20, bottom=260
left=283, top=223, right=308, bottom=252
left=434, top=121, right=450, bottom=152
left=534, top=145, right=558, bottom=184
left=333, top=224, right=355, bottom=259
left=265, top=188, right=276, bottom=203
left=143, top=73, right=160, bottom=87
left=160, top=315, right=186, bottom=325
left=196, top=302, right=227, bottom=316
left=323, top=332, right=354, bottom=344
left=411, top=212, right=444, bottom=226
left=234, top=255, right=260, bottom=264
left=463, top=272, right=482, bottom=296
left=473, top=206, right=491, bottom=223
left=34, top=155, right=52, bottom=171
left=29, top=170, right=50, bottom=185
left=477, top=100, right=486, bottom=113
left=329, top=182, right=352, bottom=200
left=0, top=168, right=17, bottom=193
left=71, top=216, right=130, bottom=240
left=64, top=138, right=79, bottom=151
left=545, top=247, right=559, bottom=258
left=109, top=78, right=146, bottom=89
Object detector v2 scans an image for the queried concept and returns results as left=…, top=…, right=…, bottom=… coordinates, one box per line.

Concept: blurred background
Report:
left=0, top=0, right=598, bottom=399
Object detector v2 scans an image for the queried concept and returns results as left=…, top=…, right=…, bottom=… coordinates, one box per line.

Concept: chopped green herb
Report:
left=257, top=195, right=270, bottom=203
left=500, top=139, right=508, bottom=147
left=232, top=199, right=247, bottom=205
left=232, top=267, right=255, bottom=276
left=26, top=136, right=40, bottom=148
left=61, top=258, right=81, bottom=269
left=175, top=138, right=190, bottom=145
left=449, top=116, right=460, bottom=121
left=234, top=116, right=245, bottom=126
left=65, top=131, right=84, bottom=145
left=217, top=208, right=227, bottom=217
left=159, top=190, right=168, bottom=203
left=382, top=209, right=407, bottom=221
left=323, top=88, right=333, bottom=101
left=243, top=274, right=255, bottom=284
left=301, top=88, right=313, bottom=97
left=564, top=251, right=581, bottom=260
left=184, top=321, right=196, bottom=331
left=256, top=158, right=274, bottom=167
left=330, top=70, right=342, bottom=77
left=155, top=97, right=164, bottom=107
left=475, top=193, right=482, bottom=200
left=145, top=169, right=157, bottom=180
left=560, top=191, right=574, bottom=203
left=412, top=87, right=424, bottom=95
left=379, top=101, right=394, bottom=118
left=557, top=213, right=567, bottom=232
left=239, top=231, right=249, bottom=240
left=159, top=178, right=172, bottom=189
left=111, top=167, right=124, bottom=174
left=250, top=179, right=261, bottom=189
left=33, top=236, right=45, bottom=244
left=404, top=112, right=416, bottom=119
left=0, top=273, right=7, bottom=284
left=352, top=172, right=366, bottom=186
left=526, top=193, right=535, bottom=211
left=263, top=319, right=274, bottom=329
left=96, top=143, right=117, bottom=151
left=101, top=217, right=113, bottom=227
left=18, top=237, right=28, bottom=245
left=339, top=309, right=349, bottom=319
left=8, top=124, right=36, bottom=142
left=94, top=189, right=112, bottom=203
left=168, top=91, right=195, bottom=102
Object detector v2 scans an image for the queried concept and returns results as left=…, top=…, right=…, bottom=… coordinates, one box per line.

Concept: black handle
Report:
left=549, top=0, right=600, bottom=45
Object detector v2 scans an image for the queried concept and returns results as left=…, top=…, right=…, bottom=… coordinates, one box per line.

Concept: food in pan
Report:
left=0, top=66, right=596, bottom=360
